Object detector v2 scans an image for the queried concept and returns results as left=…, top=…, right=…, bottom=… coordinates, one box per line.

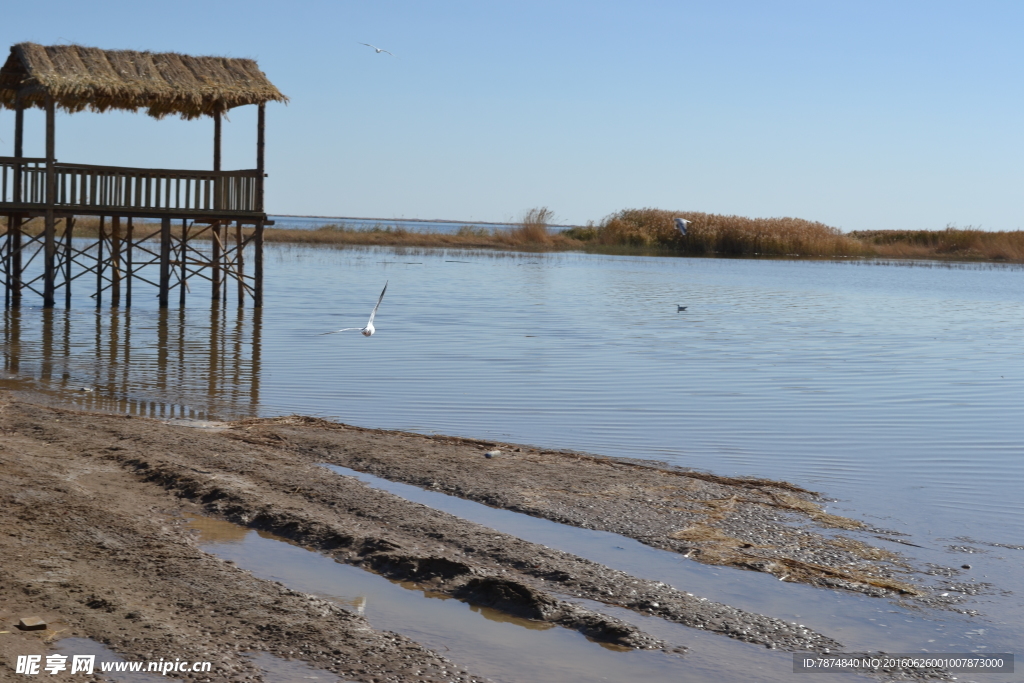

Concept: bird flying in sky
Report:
left=359, top=43, right=394, bottom=56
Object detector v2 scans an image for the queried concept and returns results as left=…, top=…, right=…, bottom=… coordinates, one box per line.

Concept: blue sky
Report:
left=1, top=1, right=1021, bottom=230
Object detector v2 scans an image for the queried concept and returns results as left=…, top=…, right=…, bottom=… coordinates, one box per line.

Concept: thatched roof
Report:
left=0, top=42, right=287, bottom=119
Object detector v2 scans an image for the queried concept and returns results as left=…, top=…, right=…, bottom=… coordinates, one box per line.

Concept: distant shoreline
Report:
left=8, top=213, right=1021, bottom=263
left=271, top=214, right=577, bottom=229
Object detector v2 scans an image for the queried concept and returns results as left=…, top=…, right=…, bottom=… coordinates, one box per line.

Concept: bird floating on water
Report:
left=677, top=305, right=687, bottom=312
left=322, top=282, right=388, bottom=337
left=359, top=43, right=394, bottom=56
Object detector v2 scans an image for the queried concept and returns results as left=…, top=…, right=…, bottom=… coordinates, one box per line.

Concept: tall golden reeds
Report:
left=506, top=207, right=555, bottom=244
left=4, top=213, right=1021, bottom=262
left=595, top=208, right=866, bottom=257
left=850, top=227, right=1024, bottom=261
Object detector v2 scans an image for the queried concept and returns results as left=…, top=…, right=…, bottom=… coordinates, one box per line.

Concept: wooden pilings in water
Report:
left=2, top=214, right=262, bottom=310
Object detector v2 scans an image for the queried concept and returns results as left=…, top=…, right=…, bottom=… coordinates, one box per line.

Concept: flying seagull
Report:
left=322, top=282, right=388, bottom=337
left=360, top=43, right=394, bottom=56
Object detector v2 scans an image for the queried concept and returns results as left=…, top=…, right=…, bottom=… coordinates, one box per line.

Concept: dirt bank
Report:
left=0, top=399, right=485, bottom=682
left=232, top=417, right=925, bottom=598
left=0, top=396, right=951, bottom=681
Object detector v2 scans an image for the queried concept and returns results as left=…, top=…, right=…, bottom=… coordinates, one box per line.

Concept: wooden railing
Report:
left=0, top=157, right=261, bottom=214
left=0, top=157, right=46, bottom=205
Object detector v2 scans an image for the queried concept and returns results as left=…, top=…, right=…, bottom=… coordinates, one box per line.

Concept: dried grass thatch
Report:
left=0, top=42, right=287, bottom=119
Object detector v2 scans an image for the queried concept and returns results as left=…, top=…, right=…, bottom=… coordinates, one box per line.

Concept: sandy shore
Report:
left=1, top=395, right=956, bottom=681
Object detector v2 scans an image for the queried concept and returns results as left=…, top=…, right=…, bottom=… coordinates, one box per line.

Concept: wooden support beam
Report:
left=7, top=214, right=22, bottom=307
left=254, top=219, right=264, bottom=308
left=64, top=216, right=73, bottom=309
left=212, top=220, right=221, bottom=301
left=111, top=216, right=121, bottom=306
left=96, top=216, right=105, bottom=307
left=159, top=216, right=171, bottom=308
left=3, top=217, right=8, bottom=309
left=222, top=224, right=228, bottom=302
left=43, top=96, right=56, bottom=308
left=125, top=217, right=133, bottom=307
left=180, top=219, right=188, bottom=306
left=235, top=220, right=244, bottom=307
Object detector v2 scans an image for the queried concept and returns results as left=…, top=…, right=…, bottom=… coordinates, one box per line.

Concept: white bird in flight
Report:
left=322, top=282, right=388, bottom=337
left=360, top=43, right=394, bottom=56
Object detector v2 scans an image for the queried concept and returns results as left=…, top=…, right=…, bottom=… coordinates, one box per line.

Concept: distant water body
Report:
left=4, top=237, right=1023, bottom=659
left=269, top=214, right=568, bottom=233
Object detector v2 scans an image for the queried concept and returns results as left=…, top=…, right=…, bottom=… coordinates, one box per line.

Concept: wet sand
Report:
left=0, top=396, right=957, bottom=681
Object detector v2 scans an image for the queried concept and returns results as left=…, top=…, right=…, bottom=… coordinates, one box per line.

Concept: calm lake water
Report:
left=4, top=240, right=1023, bottom=673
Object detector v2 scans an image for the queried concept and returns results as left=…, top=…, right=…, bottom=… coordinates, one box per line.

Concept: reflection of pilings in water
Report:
left=233, top=307, right=244, bottom=405
left=4, top=307, right=21, bottom=373
left=94, top=306, right=102, bottom=392
left=208, top=303, right=221, bottom=415
left=108, top=307, right=121, bottom=394
left=2, top=304, right=261, bottom=421
left=250, top=307, right=261, bottom=412
left=157, top=308, right=169, bottom=416
left=41, top=307, right=53, bottom=382
left=121, top=306, right=131, bottom=401
left=177, top=308, right=186, bottom=404
left=61, top=308, right=71, bottom=387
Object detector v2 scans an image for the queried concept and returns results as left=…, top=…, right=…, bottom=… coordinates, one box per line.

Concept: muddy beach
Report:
left=0, top=395, right=967, bottom=682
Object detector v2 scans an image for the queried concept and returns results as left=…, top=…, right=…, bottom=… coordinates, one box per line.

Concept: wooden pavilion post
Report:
left=159, top=216, right=171, bottom=307
left=213, top=111, right=222, bottom=173
left=111, top=216, right=121, bottom=306
left=254, top=103, right=265, bottom=308
left=43, top=96, right=56, bottom=308
left=212, top=111, right=222, bottom=302
left=8, top=100, right=25, bottom=307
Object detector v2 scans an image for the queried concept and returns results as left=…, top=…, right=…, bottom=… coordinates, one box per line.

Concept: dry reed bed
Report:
left=4, top=211, right=1022, bottom=262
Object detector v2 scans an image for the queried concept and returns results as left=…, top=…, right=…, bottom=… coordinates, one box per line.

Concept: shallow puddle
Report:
left=321, top=465, right=1006, bottom=657
left=186, top=515, right=861, bottom=683
left=245, top=652, right=351, bottom=682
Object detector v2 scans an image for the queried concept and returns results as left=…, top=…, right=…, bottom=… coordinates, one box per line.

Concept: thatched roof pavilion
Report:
left=1, top=43, right=285, bottom=309
left=0, top=42, right=287, bottom=118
